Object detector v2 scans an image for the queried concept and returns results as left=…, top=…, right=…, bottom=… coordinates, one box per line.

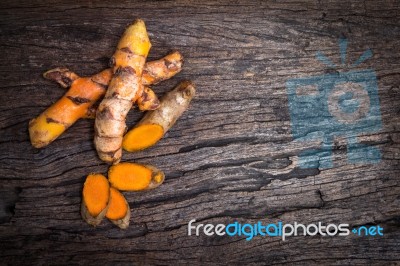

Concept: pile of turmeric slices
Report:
left=81, top=163, right=165, bottom=229
left=28, top=19, right=196, bottom=229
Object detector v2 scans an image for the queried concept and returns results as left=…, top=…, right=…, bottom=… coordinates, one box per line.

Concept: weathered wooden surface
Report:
left=0, top=0, right=399, bottom=265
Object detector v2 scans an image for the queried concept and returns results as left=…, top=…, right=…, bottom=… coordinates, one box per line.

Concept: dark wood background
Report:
left=1, top=0, right=399, bottom=265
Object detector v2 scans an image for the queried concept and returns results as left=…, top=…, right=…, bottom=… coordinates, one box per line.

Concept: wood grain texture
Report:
left=0, top=0, right=399, bottom=265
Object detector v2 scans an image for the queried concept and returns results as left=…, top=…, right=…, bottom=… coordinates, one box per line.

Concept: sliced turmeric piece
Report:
left=108, top=162, right=165, bottom=191
left=106, top=187, right=131, bottom=229
left=29, top=51, right=183, bottom=148
left=123, top=80, right=196, bottom=152
left=94, top=19, right=151, bottom=164
left=81, top=174, right=110, bottom=226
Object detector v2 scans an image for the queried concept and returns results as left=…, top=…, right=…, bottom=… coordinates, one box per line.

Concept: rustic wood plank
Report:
left=0, top=0, right=399, bottom=264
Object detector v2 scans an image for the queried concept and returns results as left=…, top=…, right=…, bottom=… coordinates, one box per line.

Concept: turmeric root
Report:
left=29, top=68, right=112, bottom=148
left=29, top=51, right=183, bottom=148
left=108, top=162, right=165, bottom=191
left=83, top=102, right=100, bottom=119
left=46, top=68, right=160, bottom=112
left=137, top=86, right=160, bottom=111
left=47, top=51, right=182, bottom=88
left=47, top=50, right=182, bottom=113
left=84, top=85, right=160, bottom=118
left=123, top=81, right=196, bottom=152
left=43, top=67, right=80, bottom=88
left=81, top=174, right=110, bottom=226
left=94, top=19, right=151, bottom=164
left=141, top=50, right=183, bottom=85
left=106, top=187, right=131, bottom=229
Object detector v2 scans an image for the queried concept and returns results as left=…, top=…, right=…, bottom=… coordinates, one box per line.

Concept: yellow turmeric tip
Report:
left=81, top=174, right=110, bottom=226
left=108, top=162, right=165, bottom=191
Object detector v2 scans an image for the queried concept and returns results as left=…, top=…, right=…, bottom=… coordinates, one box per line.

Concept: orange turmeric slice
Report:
left=81, top=174, right=110, bottom=226
left=106, top=187, right=131, bottom=229
left=123, top=124, right=164, bottom=152
left=108, top=162, right=165, bottom=191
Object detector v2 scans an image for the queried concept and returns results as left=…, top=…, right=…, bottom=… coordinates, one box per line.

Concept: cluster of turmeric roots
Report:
left=28, top=19, right=195, bottom=228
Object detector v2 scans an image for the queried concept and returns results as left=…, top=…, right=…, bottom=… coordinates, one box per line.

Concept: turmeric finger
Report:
left=106, top=187, right=131, bottom=229
left=81, top=87, right=161, bottom=119
left=46, top=51, right=183, bottom=89
left=29, top=68, right=112, bottom=148
left=83, top=85, right=160, bottom=118
left=123, top=81, right=195, bottom=152
left=43, top=67, right=81, bottom=88
left=94, top=19, right=151, bottom=164
left=141, top=50, right=183, bottom=85
left=81, top=174, right=110, bottom=226
left=137, top=86, right=160, bottom=111
left=108, top=162, right=165, bottom=191
left=83, top=102, right=99, bottom=119
left=44, top=52, right=182, bottom=114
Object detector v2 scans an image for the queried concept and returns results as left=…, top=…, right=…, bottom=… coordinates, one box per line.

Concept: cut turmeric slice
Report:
left=106, top=187, right=131, bottom=229
left=81, top=174, right=110, bottom=226
left=123, top=80, right=195, bottom=152
left=123, top=124, right=164, bottom=151
left=108, top=162, right=165, bottom=191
